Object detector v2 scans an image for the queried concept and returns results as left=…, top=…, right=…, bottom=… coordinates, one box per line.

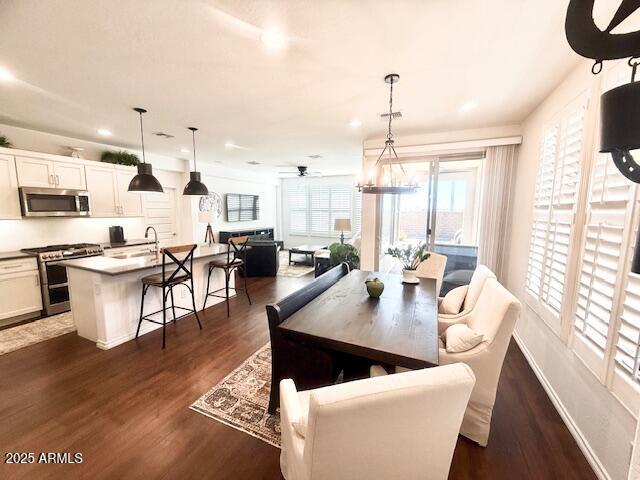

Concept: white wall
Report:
left=504, top=59, right=636, bottom=480
left=281, top=175, right=358, bottom=249
left=190, top=163, right=279, bottom=243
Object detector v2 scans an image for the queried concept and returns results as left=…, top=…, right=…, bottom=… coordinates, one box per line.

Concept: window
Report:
left=525, top=100, right=587, bottom=331
left=226, top=194, right=259, bottom=222
left=572, top=151, right=633, bottom=378
left=287, top=182, right=361, bottom=238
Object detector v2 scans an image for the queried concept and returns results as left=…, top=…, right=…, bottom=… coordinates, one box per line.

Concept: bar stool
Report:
left=135, top=244, right=202, bottom=349
left=202, top=236, right=252, bottom=316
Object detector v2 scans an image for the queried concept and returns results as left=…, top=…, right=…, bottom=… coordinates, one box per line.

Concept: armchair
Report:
left=280, top=363, right=475, bottom=480
left=437, top=264, right=496, bottom=334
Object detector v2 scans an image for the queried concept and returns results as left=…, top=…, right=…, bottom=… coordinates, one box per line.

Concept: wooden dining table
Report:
left=278, top=269, right=439, bottom=370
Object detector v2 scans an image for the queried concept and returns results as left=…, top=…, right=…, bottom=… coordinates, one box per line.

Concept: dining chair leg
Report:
left=169, top=286, right=177, bottom=323
left=190, top=278, right=202, bottom=330
left=244, top=269, right=252, bottom=305
left=225, top=268, right=230, bottom=317
left=203, top=265, right=212, bottom=310
left=135, top=285, right=147, bottom=339
left=162, top=286, right=167, bottom=349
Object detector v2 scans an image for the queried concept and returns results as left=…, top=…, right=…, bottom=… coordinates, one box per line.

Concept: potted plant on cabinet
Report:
left=386, top=242, right=430, bottom=284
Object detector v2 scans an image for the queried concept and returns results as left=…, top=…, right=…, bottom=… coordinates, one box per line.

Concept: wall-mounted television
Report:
left=226, top=193, right=259, bottom=222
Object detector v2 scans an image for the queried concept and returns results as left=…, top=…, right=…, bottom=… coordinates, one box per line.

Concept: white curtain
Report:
left=477, top=145, right=517, bottom=280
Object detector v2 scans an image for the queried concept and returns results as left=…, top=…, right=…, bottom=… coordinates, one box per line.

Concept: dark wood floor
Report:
left=0, top=274, right=595, bottom=480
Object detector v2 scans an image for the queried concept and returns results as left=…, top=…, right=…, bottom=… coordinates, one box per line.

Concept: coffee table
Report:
left=289, top=244, right=326, bottom=266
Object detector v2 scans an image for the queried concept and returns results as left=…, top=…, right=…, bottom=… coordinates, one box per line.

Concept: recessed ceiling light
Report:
left=0, top=66, right=16, bottom=82
left=260, top=30, right=287, bottom=50
left=97, top=128, right=112, bottom=137
left=224, top=142, right=248, bottom=150
left=349, top=119, right=362, bottom=128
left=460, top=100, right=479, bottom=112
left=180, top=148, right=190, bottom=153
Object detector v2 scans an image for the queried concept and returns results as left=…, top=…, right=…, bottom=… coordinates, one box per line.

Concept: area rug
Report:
left=190, top=343, right=281, bottom=447
left=0, top=311, right=75, bottom=355
left=277, top=250, right=315, bottom=278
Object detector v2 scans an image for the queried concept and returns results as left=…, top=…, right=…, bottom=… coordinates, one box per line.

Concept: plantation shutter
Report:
left=573, top=151, right=634, bottom=377
left=525, top=101, right=586, bottom=331
left=329, top=187, right=352, bottom=235
left=353, top=191, right=362, bottom=234
left=310, top=186, right=331, bottom=236
left=611, top=203, right=640, bottom=408
left=288, top=185, right=308, bottom=235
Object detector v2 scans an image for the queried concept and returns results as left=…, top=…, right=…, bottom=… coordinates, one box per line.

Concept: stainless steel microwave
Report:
left=19, top=187, right=91, bottom=217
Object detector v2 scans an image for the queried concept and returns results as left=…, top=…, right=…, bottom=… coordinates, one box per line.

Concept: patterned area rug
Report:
left=277, top=250, right=315, bottom=278
left=0, top=311, right=75, bottom=355
left=190, top=343, right=281, bottom=447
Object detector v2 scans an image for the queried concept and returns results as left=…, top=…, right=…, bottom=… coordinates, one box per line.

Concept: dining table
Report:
left=278, top=269, right=439, bottom=371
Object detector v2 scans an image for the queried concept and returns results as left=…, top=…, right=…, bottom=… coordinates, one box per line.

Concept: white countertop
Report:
left=60, top=244, right=231, bottom=275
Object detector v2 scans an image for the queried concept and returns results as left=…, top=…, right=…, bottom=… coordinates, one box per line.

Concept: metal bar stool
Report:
left=202, top=236, right=252, bottom=316
left=135, top=244, right=202, bottom=349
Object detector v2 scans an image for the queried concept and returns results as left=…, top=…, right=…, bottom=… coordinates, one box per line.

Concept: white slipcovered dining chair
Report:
left=279, top=363, right=476, bottom=480
left=372, top=278, right=520, bottom=447
left=416, top=252, right=447, bottom=295
left=437, top=264, right=496, bottom=334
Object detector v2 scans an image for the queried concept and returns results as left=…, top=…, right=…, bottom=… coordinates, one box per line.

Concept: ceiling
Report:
left=0, top=0, right=624, bottom=175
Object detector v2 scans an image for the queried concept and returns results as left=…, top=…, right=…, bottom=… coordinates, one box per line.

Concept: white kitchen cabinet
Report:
left=0, top=258, right=42, bottom=321
left=85, top=165, right=118, bottom=217
left=84, top=165, right=142, bottom=217
left=0, top=154, right=21, bottom=219
left=16, top=156, right=86, bottom=189
left=53, top=161, right=86, bottom=189
left=15, top=156, right=55, bottom=188
left=115, top=169, right=143, bottom=217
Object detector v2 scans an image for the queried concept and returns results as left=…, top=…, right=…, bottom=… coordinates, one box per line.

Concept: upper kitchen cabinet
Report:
left=85, top=164, right=118, bottom=217
left=15, top=156, right=86, bottom=190
left=85, top=164, right=142, bottom=217
left=0, top=154, right=21, bottom=219
left=115, top=167, right=143, bottom=217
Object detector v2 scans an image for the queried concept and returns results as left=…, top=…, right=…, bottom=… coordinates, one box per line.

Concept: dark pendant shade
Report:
left=128, top=107, right=164, bottom=193
left=128, top=162, right=164, bottom=193
left=183, top=171, right=209, bottom=196
left=182, top=126, right=208, bottom=196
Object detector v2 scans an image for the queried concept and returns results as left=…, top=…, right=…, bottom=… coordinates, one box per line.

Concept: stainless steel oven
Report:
left=21, top=244, right=104, bottom=316
left=19, top=187, right=91, bottom=217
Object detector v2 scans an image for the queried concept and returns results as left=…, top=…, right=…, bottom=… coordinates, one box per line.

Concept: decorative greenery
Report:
left=386, top=242, right=430, bottom=271
left=328, top=243, right=360, bottom=270
left=100, top=150, right=140, bottom=166
left=0, top=134, right=12, bottom=148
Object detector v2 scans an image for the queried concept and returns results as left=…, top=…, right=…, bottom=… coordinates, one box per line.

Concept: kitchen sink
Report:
left=110, top=251, right=157, bottom=260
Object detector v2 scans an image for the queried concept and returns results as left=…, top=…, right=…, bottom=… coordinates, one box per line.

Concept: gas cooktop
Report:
left=22, top=243, right=104, bottom=260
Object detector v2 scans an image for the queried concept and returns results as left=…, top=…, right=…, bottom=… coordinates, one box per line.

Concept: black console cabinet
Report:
left=218, top=227, right=275, bottom=244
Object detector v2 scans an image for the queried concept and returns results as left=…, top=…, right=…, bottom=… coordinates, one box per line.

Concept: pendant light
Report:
left=183, top=127, right=209, bottom=196
left=356, top=74, right=417, bottom=195
left=128, top=107, right=164, bottom=193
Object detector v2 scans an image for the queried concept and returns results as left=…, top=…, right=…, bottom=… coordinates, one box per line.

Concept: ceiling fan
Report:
left=277, top=165, right=321, bottom=177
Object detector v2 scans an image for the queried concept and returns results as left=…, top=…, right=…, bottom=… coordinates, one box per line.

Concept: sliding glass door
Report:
left=377, top=155, right=483, bottom=294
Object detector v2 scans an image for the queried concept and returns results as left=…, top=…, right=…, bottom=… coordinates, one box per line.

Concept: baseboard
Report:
left=513, top=333, right=611, bottom=480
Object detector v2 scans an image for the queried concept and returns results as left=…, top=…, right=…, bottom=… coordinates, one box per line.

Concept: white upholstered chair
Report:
left=279, top=363, right=476, bottom=480
left=416, top=252, right=447, bottom=295
left=372, top=278, right=520, bottom=447
left=437, top=264, right=496, bottom=334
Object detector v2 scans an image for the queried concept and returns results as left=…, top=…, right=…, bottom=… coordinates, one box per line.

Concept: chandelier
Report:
left=356, top=73, right=417, bottom=194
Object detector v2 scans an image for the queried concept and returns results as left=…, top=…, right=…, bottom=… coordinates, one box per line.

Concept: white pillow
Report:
left=292, top=416, right=307, bottom=438
left=439, top=285, right=468, bottom=315
left=444, top=323, right=483, bottom=353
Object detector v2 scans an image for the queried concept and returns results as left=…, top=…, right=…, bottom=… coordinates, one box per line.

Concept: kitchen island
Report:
left=61, top=244, right=235, bottom=349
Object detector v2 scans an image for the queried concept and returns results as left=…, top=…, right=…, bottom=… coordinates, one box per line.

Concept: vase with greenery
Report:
left=386, top=242, right=430, bottom=284
left=328, top=242, right=360, bottom=270
left=0, top=134, right=12, bottom=148
left=101, top=150, right=140, bottom=166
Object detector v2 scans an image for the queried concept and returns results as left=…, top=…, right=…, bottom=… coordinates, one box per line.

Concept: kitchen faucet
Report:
left=145, top=226, right=159, bottom=259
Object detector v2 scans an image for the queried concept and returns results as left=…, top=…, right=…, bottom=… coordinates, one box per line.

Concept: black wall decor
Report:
left=565, top=0, right=640, bottom=274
